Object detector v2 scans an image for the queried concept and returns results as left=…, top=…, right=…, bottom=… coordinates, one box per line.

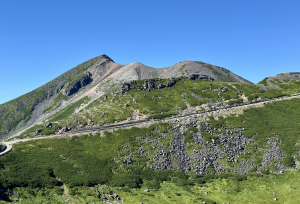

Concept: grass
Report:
left=4, top=170, right=300, bottom=203
left=0, top=55, right=105, bottom=138
left=49, top=96, right=91, bottom=122
left=258, top=77, right=268, bottom=86
left=0, top=86, right=47, bottom=137
left=4, top=73, right=300, bottom=202
left=206, top=98, right=300, bottom=168
left=3, top=97, right=300, bottom=202
left=18, top=77, right=300, bottom=142
left=43, top=92, right=68, bottom=113
left=5, top=97, right=300, bottom=190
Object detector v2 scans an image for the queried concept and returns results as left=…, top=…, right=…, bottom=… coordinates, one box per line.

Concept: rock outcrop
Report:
left=65, top=72, right=93, bottom=96
left=117, top=75, right=214, bottom=94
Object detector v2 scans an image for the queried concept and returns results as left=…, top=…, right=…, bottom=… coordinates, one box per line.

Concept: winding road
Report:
left=1, top=93, right=300, bottom=157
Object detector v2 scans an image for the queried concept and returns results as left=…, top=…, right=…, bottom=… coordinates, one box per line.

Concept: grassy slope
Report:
left=20, top=75, right=300, bottom=140
left=0, top=86, right=47, bottom=137
left=0, top=56, right=101, bottom=138
left=205, top=98, right=300, bottom=168
left=62, top=78, right=295, bottom=126
left=21, top=77, right=297, bottom=139
left=3, top=77, right=300, bottom=202
left=2, top=97, right=300, bottom=202
left=42, top=92, right=68, bottom=114
left=5, top=170, right=300, bottom=204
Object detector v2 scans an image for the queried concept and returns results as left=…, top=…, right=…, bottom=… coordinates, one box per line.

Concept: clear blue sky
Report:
left=0, top=0, right=299, bottom=104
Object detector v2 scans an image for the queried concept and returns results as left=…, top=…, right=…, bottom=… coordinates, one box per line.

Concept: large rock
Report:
left=120, top=83, right=131, bottom=94
left=35, top=128, right=43, bottom=134
left=148, top=79, right=155, bottom=89
left=156, top=84, right=164, bottom=89
left=44, top=123, right=52, bottom=128
left=166, top=80, right=176, bottom=87
left=188, top=74, right=200, bottom=80
left=61, top=127, right=70, bottom=132
left=143, top=81, right=149, bottom=89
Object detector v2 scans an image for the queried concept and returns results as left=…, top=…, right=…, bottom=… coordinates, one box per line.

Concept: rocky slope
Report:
left=0, top=55, right=252, bottom=139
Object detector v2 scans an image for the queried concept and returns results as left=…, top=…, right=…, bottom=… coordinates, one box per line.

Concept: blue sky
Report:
left=0, top=0, right=299, bottom=104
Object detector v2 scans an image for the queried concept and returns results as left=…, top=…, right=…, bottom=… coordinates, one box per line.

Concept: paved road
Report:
left=1, top=93, right=300, bottom=156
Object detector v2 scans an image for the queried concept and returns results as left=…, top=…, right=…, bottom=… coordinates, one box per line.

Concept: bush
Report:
left=184, top=132, right=193, bottom=143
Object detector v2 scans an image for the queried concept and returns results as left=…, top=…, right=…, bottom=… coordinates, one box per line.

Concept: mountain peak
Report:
left=99, top=54, right=114, bottom=63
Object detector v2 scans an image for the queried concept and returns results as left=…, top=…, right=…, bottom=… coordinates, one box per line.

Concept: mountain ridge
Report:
left=0, top=54, right=254, bottom=139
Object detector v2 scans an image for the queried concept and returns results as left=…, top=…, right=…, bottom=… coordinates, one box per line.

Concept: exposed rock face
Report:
left=16, top=101, right=25, bottom=112
left=117, top=75, right=214, bottom=94
left=65, top=72, right=93, bottom=96
left=2, top=54, right=254, bottom=139
left=142, top=79, right=155, bottom=89
left=0, top=54, right=114, bottom=139
left=120, top=83, right=131, bottom=94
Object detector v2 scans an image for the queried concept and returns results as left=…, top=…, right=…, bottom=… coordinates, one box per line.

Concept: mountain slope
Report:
left=107, top=60, right=252, bottom=84
left=0, top=55, right=252, bottom=139
left=2, top=56, right=300, bottom=203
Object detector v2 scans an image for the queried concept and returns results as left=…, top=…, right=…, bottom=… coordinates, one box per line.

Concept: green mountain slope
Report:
left=0, top=54, right=255, bottom=140
left=2, top=96, right=300, bottom=203
left=0, top=55, right=112, bottom=139
left=18, top=75, right=299, bottom=139
left=2, top=56, right=300, bottom=203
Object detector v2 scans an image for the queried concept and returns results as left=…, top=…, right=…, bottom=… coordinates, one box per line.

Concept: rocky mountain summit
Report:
left=0, top=54, right=252, bottom=139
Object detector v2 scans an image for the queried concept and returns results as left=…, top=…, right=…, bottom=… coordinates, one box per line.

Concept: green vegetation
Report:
left=5, top=95, right=300, bottom=188
left=60, top=79, right=270, bottom=128
left=0, top=86, right=48, bottom=137
left=3, top=168, right=300, bottom=203
left=149, top=111, right=178, bottom=119
left=49, top=96, right=91, bottom=122
left=184, top=132, right=193, bottom=143
left=16, top=76, right=300, bottom=141
left=206, top=98, right=300, bottom=168
left=3, top=96, right=300, bottom=202
left=80, top=78, right=300, bottom=128
left=258, top=77, right=268, bottom=86
left=5, top=70, right=300, bottom=202
left=43, top=92, right=68, bottom=113
left=0, top=55, right=108, bottom=138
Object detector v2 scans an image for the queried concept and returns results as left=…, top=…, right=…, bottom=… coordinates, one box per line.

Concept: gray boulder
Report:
left=35, top=128, right=43, bottom=134
left=62, top=127, right=70, bottom=132
left=166, top=80, right=176, bottom=87
left=44, top=123, right=52, bottom=128
left=120, top=83, right=131, bottom=94
left=156, top=84, right=164, bottom=89
left=188, top=74, right=200, bottom=80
